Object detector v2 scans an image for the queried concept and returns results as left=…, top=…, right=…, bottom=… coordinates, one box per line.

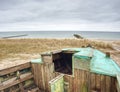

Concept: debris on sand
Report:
left=73, top=34, right=84, bottom=39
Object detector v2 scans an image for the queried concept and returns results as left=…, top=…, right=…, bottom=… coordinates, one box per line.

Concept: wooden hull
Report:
left=0, top=62, right=119, bottom=92
left=32, top=63, right=118, bottom=92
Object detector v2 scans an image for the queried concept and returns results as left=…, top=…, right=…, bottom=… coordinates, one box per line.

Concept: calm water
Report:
left=0, top=31, right=120, bottom=40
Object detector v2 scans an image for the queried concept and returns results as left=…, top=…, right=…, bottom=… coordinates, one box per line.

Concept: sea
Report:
left=0, top=31, right=120, bottom=40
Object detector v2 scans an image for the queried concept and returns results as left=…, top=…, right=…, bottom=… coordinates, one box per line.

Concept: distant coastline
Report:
left=0, top=31, right=120, bottom=40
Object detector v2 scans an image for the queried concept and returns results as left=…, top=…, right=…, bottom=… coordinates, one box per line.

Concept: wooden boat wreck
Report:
left=0, top=47, right=120, bottom=92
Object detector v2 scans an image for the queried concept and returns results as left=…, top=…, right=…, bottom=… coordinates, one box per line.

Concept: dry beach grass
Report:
left=0, top=38, right=114, bottom=60
left=0, top=38, right=120, bottom=70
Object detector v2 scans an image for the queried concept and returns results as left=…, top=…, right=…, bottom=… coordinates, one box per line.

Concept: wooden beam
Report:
left=0, top=72, right=33, bottom=90
left=62, top=50, right=77, bottom=54
left=0, top=62, right=31, bottom=76
left=51, top=50, right=62, bottom=54
left=49, top=74, right=64, bottom=84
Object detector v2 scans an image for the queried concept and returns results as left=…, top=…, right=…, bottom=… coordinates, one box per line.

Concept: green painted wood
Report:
left=49, top=74, right=64, bottom=92
left=74, top=58, right=90, bottom=71
left=31, top=58, right=42, bottom=64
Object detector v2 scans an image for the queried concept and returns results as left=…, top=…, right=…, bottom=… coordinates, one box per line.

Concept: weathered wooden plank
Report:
left=41, top=64, right=46, bottom=91
left=76, top=69, right=80, bottom=92
left=40, top=64, right=45, bottom=91
left=50, top=63, right=55, bottom=79
left=81, top=70, right=85, bottom=92
left=95, top=74, right=101, bottom=91
left=49, top=74, right=64, bottom=92
left=35, top=65, right=38, bottom=89
left=101, top=75, right=106, bottom=92
left=34, top=64, right=38, bottom=86
left=51, top=50, right=62, bottom=54
left=47, top=64, right=51, bottom=92
left=45, top=64, right=49, bottom=92
left=74, top=58, right=90, bottom=71
left=36, top=64, right=39, bottom=86
left=0, top=72, right=33, bottom=90
left=37, top=64, right=42, bottom=89
left=48, top=63, right=55, bottom=92
left=79, top=70, right=83, bottom=92
left=32, top=64, right=45, bottom=90
left=71, top=75, right=74, bottom=92
left=35, top=64, right=39, bottom=87
left=82, top=70, right=88, bottom=92
left=87, top=71, right=91, bottom=92
left=64, top=75, right=70, bottom=92
left=0, top=62, right=31, bottom=76
left=105, top=76, right=111, bottom=92
left=62, top=50, right=77, bottom=54
left=73, top=69, right=76, bottom=92
left=111, top=77, right=117, bottom=92
left=32, top=61, right=118, bottom=92
left=74, top=69, right=78, bottom=92
left=44, top=64, right=50, bottom=92
left=69, top=76, right=73, bottom=92
left=85, top=71, right=89, bottom=92
left=90, top=73, right=96, bottom=91
left=117, top=74, right=120, bottom=92
left=116, top=81, right=120, bottom=92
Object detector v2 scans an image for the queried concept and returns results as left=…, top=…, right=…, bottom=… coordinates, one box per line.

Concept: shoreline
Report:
left=0, top=37, right=120, bottom=41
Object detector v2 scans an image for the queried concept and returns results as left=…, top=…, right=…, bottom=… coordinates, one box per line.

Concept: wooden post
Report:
left=41, top=53, right=52, bottom=64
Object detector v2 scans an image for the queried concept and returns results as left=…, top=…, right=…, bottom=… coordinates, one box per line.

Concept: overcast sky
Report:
left=0, top=0, right=120, bottom=31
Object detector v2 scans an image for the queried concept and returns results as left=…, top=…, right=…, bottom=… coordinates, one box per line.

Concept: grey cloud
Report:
left=0, top=0, right=120, bottom=24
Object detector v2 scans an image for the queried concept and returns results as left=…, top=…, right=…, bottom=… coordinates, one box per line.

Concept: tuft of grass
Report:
left=0, top=38, right=113, bottom=60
